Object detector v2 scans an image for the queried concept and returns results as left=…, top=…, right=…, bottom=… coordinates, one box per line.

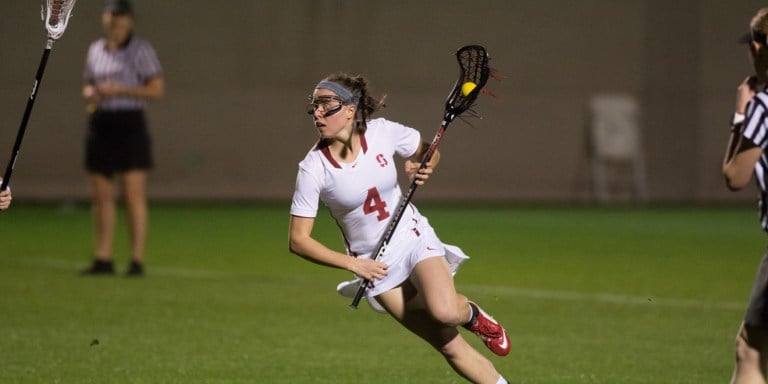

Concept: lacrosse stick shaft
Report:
left=1, top=40, right=53, bottom=191
left=349, top=44, right=489, bottom=308
left=350, top=123, right=449, bottom=308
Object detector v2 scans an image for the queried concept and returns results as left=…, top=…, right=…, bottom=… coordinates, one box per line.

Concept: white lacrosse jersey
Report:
left=291, top=118, right=422, bottom=257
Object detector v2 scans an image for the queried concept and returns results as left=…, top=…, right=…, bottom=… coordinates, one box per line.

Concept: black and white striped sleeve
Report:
left=743, top=93, right=768, bottom=149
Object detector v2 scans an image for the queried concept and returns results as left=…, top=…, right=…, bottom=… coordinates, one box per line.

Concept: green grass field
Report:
left=0, top=203, right=763, bottom=383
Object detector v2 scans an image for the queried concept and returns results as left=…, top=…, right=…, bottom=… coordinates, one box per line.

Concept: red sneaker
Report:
left=465, top=302, right=510, bottom=356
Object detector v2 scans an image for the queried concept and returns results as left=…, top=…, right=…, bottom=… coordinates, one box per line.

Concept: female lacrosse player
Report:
left=80, top=0, right=163, bottom=276
left=723, top=7, right=768, bottom=384
left=0, top=180, right=11, bottom=211
left=289, top=73, right=510, bottom=384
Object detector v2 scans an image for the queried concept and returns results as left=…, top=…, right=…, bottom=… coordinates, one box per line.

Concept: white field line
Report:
left=462, top=284, right=745, bottom=311
left=2, top=256, right=234, bottom=279
left=5, top=257, right=746, bottom=311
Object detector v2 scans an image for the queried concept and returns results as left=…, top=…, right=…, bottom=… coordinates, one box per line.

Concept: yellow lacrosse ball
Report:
left=461, top=82, right=477, bottom=96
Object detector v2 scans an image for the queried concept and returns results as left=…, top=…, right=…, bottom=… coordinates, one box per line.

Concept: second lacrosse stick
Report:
left=1, top=0, right=78, bottom=192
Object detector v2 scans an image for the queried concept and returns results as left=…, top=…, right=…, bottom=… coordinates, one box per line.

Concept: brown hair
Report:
left=323, top=73, right=386, bottom=133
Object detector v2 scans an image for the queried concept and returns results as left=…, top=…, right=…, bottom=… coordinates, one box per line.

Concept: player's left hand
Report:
left=405, top=159, right=434, bottom=185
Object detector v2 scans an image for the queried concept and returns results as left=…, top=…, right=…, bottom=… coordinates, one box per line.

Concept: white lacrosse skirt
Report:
left=337, top=215, right=469, bottom=313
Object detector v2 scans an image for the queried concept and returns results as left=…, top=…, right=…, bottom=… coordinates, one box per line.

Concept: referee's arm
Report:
left=723, top=132, right=761, bottom=191
left=723, top=76, right=763, bottom=191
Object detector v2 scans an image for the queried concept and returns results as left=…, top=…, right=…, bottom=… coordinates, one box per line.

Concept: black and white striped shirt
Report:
left=83, top=35, right=162, bottom=111
left=742, top=91, right=768, bottom=231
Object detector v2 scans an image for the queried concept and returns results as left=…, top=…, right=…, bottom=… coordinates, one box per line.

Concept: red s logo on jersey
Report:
left=376, top=154, right=388, bottom=167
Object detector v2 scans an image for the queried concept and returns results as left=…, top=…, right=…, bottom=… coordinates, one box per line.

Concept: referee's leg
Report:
left=732, top=322, right=768, bottom=384
left=89, top=172, right=116, bottom=260
left=121, top=169, right=148, bottom=264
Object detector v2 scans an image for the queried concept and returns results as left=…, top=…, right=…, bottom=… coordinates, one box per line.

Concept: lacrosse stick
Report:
left=350, top=45, right=491, bottom=308
left=1, top=0, right=77, bottom=192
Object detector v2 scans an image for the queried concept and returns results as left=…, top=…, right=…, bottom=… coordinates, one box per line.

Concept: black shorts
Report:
left=85, top=109, right=153, bottom=176
left=745, top=249, right=768, bottom=327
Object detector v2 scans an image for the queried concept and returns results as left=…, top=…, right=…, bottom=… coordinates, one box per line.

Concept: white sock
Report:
left=496, top=376, right=508, bottom=384
left=466, top=302, right=477, bottom=325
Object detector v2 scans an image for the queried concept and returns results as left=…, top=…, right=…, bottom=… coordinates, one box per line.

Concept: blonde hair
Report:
left=749, top=8, right=768, bottom=78
left=752, top=7, right=768, bottom=36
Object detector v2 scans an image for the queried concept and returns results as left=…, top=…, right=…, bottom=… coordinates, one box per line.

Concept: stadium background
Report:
left=0, top=0, right=764, bottom=203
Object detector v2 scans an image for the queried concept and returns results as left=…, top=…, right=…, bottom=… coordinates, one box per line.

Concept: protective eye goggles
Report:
left=307, top=96, right=345, bottom=117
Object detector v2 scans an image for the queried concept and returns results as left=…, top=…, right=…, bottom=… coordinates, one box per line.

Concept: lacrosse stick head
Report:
left=444, top=45, right=490, bottom=123
left=42, top=0, right=77, bottom=40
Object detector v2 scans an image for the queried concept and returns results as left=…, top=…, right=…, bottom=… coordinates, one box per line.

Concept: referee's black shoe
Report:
left=80, top=259, right=115, bottom=275
left=125, top=261, right=144, bottom=277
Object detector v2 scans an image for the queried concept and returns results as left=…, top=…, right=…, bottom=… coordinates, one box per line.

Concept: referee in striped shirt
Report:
left=81, top=0, right=163, bottom=277
left=723, top=7, right=768, bottom=384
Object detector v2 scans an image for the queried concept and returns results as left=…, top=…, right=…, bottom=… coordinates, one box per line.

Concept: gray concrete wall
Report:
left=0, top=0, right=763, bottom=202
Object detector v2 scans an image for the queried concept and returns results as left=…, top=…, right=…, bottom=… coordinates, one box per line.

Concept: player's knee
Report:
left=429, top=305, right=463, bottom=327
